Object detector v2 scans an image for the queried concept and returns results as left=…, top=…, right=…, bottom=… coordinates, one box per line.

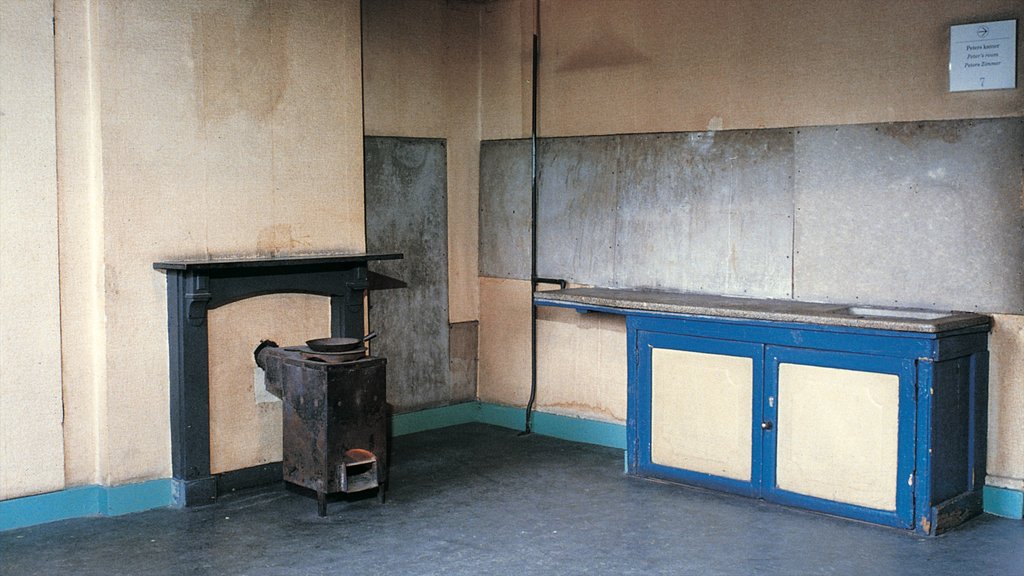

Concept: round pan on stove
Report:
left=305, top=331, right=377, bottom=352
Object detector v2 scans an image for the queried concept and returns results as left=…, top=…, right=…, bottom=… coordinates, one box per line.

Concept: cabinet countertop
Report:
left=533, top=287, right=990, bottom=334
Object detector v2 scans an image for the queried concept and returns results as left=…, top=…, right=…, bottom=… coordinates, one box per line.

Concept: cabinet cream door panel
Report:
left=651, top=348, right=754, bottom=481
left=775, top=363, right=900, bottom=511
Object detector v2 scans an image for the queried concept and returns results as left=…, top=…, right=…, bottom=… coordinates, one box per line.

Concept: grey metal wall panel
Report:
left=793, top=119, right=1024, bottom=313
left=536, top=135, right=620, bottom=284
left=612, top=131, right=794, bottom=297
left=535, top=131, right=793, bottom=297
left=364, top=137, right=451, bottom=411
left=479, top=139, right=531, bottom=279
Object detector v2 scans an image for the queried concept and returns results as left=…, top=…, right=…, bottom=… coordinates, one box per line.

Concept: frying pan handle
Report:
left=362, top=331, right=378, bottom=343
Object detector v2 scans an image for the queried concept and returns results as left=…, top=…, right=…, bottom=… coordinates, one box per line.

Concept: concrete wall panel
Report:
left=532, top=131, right=794, bottom=297
left=479, top=139, right=532, bottom=279
left=365, top=137, right=451, bottom=412
left=536, top=136, right=620, bottom=284
left=794, top=119, right=1024, bottom=313
left=481, top=119, right=1021, bottom=311
left=613, top=131, right=793, bottom=297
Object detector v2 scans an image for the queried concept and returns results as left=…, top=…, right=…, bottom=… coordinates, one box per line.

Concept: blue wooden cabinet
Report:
left=536, top=289, right=990, bottom=535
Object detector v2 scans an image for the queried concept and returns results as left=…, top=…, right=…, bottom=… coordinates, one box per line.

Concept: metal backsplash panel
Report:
left=793, top=119, right=1024, bottom=313
left=479, top=139, right=531, bottom=280
left=365, top=137, right=451, bottom=411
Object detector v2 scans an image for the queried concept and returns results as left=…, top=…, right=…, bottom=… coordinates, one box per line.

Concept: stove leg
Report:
left=317, top=491, right=327, bottom=517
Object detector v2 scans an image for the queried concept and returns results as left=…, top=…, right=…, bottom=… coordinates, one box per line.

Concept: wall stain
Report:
left=879, top=122, right=962, bottom=147
left=257, top=224, right=309, bottom=255
left=192, top=0, right=289, bottom=125
left=556, top=25, right=649, bottom=72
left=540, top=401, right=623, bottom=423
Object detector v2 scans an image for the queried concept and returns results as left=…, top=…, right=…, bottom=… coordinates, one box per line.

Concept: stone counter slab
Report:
left=534, top=287, right=990, bottom=334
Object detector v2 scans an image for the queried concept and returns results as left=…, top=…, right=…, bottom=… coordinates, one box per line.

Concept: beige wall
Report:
left=537, top=0, right=1023, bottom=136
left=100, top=0, right=364, bottom=485
left=480, top=0, right=536, bottom=140
left=2, top=0, right=366, bottom=499
left=989, top=315, right=1024, bottom=489
left=478, top=277, right=532, bottom=406
left=478, top=279, right=626, bottom=423
left=208, top=294, right=330, bottom=474
left=0, top=0, right=65, bottom=500
left=536, top=303, right=626, bottom=421
left=362, top=0, right=483, bottom=324
left=96, top=0, right=363, bottom=486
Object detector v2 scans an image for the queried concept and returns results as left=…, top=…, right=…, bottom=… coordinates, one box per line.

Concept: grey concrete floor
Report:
left=1, top=423, right=1022, bottom=575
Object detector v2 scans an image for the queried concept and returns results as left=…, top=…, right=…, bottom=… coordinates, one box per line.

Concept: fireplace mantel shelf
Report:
left=154, top=252, right=403, bottom=271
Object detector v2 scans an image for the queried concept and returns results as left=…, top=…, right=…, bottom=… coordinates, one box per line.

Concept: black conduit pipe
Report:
left=523, top=26, right=541, bottom=435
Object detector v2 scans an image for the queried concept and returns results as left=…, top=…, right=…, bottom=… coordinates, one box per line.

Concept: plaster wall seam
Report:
left=53, top=0, right=109, bottom=487
left=85, top=0, right=108, bottom=487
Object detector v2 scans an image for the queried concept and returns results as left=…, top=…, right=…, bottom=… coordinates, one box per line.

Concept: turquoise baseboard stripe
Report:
left=3, top=403, right=622, bottom=532
left=983, top=485, right=1024, bottom=520
left=0, top=479, right=174, bottom=532
left=476, top=402, right=626, bottom=450
left=102, top=479, right=176, bottom=517
left=0, top=486, right=100, bottom=531
left=532, top=411, right=626, bottom=450
left=477, top=402, right=529, bottom=431
left=391, top=401, right=479, bottom=436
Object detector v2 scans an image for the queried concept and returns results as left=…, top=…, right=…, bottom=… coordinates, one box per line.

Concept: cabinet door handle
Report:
left=761, top=421, right=774, bottom=431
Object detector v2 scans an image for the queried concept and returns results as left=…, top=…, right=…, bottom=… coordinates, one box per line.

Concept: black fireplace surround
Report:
left=154, top=253, right=401, bottom=506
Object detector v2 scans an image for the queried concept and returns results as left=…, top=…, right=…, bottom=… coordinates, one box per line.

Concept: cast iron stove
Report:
left=254, top=340, right=388, bottom=516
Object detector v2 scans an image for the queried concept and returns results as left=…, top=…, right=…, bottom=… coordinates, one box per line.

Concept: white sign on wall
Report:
left=949, top=20, right=1017, bottom=92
